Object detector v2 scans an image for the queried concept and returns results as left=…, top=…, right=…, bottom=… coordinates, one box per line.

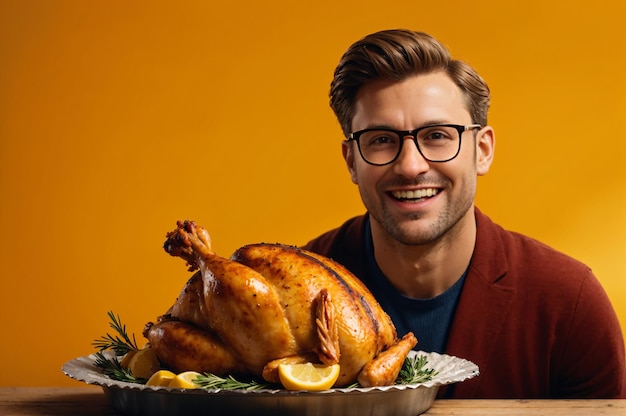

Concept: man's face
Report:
left=343, top=71, right=494, bottom=246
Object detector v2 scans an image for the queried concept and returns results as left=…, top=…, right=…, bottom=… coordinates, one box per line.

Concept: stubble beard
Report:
left=366, top=180, right=476, bottom=247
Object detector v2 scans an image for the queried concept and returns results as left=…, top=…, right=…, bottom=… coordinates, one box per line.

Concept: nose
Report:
left=392, top=137, right=430, bottom=178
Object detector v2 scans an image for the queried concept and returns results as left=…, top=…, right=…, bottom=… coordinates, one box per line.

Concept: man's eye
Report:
left=423, top=130, right=452, bottom=141
left=364, top=132, right=399, bottom=146
left=372, top=135, right=394, bottom=144
left=428, top=132, right=444, bottom=140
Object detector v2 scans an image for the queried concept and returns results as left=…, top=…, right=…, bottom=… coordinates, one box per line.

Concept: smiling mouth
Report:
left=391, top=188, right=440, bottom=202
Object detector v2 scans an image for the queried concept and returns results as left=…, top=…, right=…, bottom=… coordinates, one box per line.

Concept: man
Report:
left=303, top=29, right=625, bottom=398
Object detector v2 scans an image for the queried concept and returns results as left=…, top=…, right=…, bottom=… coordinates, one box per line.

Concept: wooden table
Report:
left=1, top=387, right=624, bottom=415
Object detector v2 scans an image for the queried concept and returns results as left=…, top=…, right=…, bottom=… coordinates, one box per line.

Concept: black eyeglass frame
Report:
left=347, top=123, right=482, bottom=166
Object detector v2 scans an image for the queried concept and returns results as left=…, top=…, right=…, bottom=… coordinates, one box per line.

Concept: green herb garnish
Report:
left=396, top=354, right=439, bottom=384
left=92, top=311, right=146, bottom=384
left=92, top=311, right=140, bottom=356
left=194, top=373, right=271, bottom=390
left=93, top=351, right=147, bottom=384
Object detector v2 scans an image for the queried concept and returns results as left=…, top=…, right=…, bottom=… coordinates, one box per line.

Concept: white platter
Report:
left=62, top=350, right=478, bottom=416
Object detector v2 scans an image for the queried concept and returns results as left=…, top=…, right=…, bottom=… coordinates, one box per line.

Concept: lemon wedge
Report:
left=119, top=351, right=136, bottom=368
left=146, top=369, right=177, bottom=387
left=127, top=347, right=160, bottom=379
left=278, top=363, right=340, bottom=391
left=167, top=371, right=203, bottom=389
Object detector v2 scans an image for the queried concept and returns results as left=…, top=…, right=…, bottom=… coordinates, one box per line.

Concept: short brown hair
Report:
left=329, top=29, right=491, bottom=137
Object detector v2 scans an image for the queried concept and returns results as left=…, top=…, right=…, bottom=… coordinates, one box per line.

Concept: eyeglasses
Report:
left=347, top=124, right=482, bottom=166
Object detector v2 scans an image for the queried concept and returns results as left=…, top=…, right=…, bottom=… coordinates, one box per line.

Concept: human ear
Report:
left=476, top=126, right=495, bottom=176
left=342, top=140, right=359, bottom=184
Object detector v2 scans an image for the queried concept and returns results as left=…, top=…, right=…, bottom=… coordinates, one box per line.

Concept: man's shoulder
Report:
left=302, top=214, right=366, bottom=254
left=302, top=214, right=368, bottom=277
left=474, top=208, right=593, bottom=286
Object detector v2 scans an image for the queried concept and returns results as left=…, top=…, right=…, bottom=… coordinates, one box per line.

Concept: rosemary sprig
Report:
left=194, top=373, right=271, bottom=390
left=396, top=354, right=439, bottom=384
left=91, top=311, right=146, bottom=384
left=92, top=311, right=140, bottom=356
left=93, top=351, right=147, bottom=384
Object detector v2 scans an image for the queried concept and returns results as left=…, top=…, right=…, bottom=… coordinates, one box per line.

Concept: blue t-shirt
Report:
left=363, top=218, right=466, bottom=353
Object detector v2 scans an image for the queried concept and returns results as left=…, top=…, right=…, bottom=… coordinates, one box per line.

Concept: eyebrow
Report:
left=361, top=120, right=453, bottom=131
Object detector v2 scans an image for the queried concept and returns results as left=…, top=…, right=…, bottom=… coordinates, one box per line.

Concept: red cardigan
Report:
left=303, top=208, right=626, bottom=398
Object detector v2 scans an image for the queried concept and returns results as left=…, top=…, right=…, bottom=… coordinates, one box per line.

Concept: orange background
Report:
left=1, top=0, right=625, bottom=386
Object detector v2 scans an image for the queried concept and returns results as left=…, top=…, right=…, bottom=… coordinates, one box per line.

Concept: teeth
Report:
left=392, top=188, right=439, bottom=200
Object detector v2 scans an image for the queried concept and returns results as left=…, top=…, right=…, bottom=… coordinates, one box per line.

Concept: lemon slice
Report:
left=167, top=371, right=203, bottom=389
left=146, top=369, right=177, bottom=387
left=127, top=347, right=160, bottom=379
left=278, top=363, right=340, bottom=391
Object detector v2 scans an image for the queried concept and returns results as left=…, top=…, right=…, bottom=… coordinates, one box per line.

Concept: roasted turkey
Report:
left=144, top=220, right=417, bottom=387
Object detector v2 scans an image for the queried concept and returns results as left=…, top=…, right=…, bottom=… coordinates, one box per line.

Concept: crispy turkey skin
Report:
left=144, top=220, right=417, bottom=387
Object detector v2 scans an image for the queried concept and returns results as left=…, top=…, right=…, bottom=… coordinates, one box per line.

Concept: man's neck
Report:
left=371, top=208, right=476, bottom=299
